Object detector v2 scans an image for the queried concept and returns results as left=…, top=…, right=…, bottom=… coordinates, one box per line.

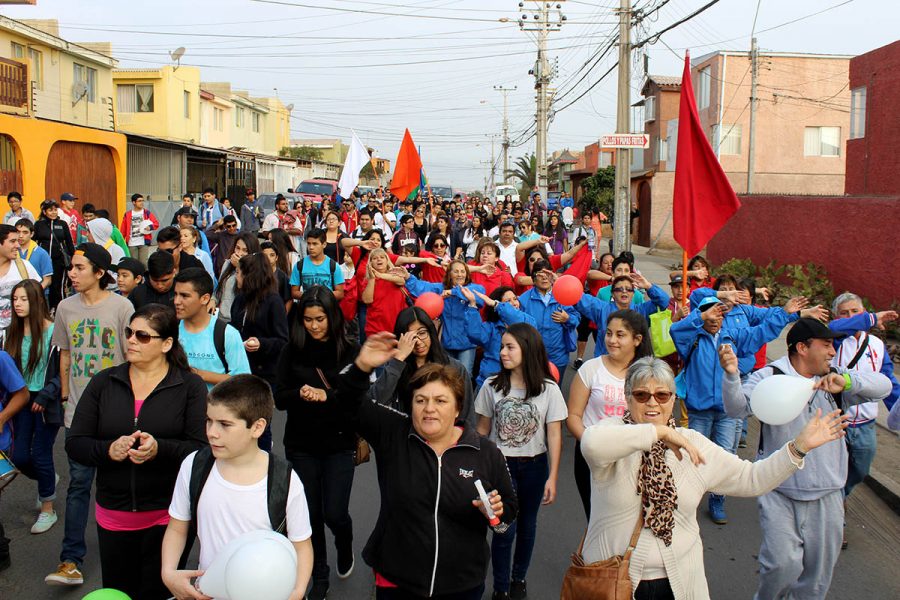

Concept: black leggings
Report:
left=574, top=440, right=591, bottom=520
left=576, top=317, right=597, bottom=343
left=376, top=584, right=485, bottom=600
left=97, top=524, right=170, bottom=600
left=634, top=578, right=675, bottom=600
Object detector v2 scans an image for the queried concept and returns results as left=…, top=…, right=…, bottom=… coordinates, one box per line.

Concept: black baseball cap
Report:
left=74, top=243, right=112, bottom=272
left=669, top=275, right=684, bottom=286
left=174, top=206, right=198, bottom=218
left=786, top=317, right=837, bottom=348
left=60, top=192, right=78, bottom=201
left=116, top=257, right=145, bottom=277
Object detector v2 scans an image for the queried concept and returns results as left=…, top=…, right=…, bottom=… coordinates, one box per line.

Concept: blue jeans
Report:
left=688, top=409, right=739, bottom=455
left=844, top=421, right=876, bottom=497
left=12, top=398, right=61, bottom=501
left=491, top=453, right=548, bottom=592
left=61, top=429, right=96, bottom=566
left=446, top=348, right=476, bottom=378
left=357, top=304, right=368, bottom=345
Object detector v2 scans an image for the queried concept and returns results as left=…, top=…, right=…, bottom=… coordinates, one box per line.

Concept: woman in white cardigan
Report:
left=580, top=357, right=847, bottom=600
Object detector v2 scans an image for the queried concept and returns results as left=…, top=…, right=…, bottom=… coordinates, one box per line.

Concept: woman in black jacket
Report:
left=33, top=199, right=76, bottom=310
left=66, top=304, right=207, bottom=600
left=339, top=332, right=517, bottom=600
left=274, top=286, right=359, bottom=600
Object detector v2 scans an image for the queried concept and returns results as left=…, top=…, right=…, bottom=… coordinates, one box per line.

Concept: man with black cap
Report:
left=57, top=192, right=84, bottom=244
left=172, top=206, right=211, bottom=254
left=721, top=318, right=891, bottom=600
left=46, top=242, right=133, bottom=587
left=239, top=188, right=263, bottom=233
left=115, top=257, right=145, bottom=297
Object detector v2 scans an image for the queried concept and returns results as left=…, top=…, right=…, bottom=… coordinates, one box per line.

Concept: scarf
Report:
left=623, top=410, right=678, bottom=547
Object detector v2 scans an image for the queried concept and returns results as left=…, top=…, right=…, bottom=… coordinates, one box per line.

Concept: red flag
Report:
left=391, top=129, right=423, bottom=202
left=673, top=53, right=741, bottom=257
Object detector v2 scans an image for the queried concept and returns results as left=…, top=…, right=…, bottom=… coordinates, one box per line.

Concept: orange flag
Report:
left=392, top=129, right=423, bottom=201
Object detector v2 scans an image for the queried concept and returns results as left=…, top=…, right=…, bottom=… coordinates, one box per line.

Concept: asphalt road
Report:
left=2, top=366, right=899, bottom=600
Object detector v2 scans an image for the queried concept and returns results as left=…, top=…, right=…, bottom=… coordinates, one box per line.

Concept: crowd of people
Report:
left=0, top=185, right=897, bottom=600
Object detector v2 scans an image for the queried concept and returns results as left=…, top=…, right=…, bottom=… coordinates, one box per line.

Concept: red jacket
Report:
left=120, top=209, right=159, bottom=245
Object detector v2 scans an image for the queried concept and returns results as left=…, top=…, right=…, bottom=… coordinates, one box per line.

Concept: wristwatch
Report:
left=789, top=440, right=807, bottom=459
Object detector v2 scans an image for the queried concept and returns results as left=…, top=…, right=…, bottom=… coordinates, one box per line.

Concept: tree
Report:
left=580, top=166, right=615, bottom=217
left=280, top=145, right=324, bottom=161
left=505, top=153, right=536, bottom=190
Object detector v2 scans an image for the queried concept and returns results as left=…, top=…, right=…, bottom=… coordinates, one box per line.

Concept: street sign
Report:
left=601, top=134, right=649, bottom=149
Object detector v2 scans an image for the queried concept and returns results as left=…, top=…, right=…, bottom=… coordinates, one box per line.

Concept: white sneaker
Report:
left=31, top=511, right=58, bottom=534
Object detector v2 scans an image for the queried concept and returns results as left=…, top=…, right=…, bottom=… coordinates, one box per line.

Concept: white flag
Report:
left=338, top=131, right=371, bottom=199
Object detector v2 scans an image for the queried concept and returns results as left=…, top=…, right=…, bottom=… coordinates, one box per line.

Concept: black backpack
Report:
left=186, top=447, right=293, bottom=539
left=212, top=318, right=228, bottom=373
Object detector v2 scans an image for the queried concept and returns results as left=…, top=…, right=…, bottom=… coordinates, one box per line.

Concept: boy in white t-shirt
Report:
left=161, top=375, right=313, bottom=600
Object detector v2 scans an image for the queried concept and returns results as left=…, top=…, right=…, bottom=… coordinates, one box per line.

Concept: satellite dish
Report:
left=170, top=47, right=186, bottom=70
left=72, top=80, right=88, bottom=105
left=285, top=103, right=294, bottom=112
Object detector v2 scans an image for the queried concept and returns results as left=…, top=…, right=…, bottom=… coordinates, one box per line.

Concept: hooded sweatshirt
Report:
left=722, top=356, right=890, bottom=500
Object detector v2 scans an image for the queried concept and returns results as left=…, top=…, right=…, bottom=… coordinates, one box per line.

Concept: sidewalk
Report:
left=631, top=243, right=900, bottom=515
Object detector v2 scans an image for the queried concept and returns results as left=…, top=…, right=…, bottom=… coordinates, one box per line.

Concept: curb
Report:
left=865, top=467, right=900, bottom=517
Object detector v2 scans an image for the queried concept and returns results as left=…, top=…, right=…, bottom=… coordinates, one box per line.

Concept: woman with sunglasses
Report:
left=475, top=322, right=567, bottom=600
left=566, top=309, right=653, bottom=518
left=369, top=306, right=476, bottom=426
left=66, top=304, right=207, bottom=599
left=574, top=274, right=671, bottom=358
left=213, top=232, right=259, bottom=324
left=274, top=286, right=359, bottom=600
left=5, top=280, right=61, bottom=534
left=578, top=357, right=845, bottom=600
left=34, top=199, right=76, bottom=309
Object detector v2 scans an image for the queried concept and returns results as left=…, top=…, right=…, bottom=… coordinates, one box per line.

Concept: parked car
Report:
left=357, top=185, right=377, bottom=197
left=429, top=185, right=453, bottom=200
left=492, top=184, right=519, bottom=205
left=258, top=192, right=302, bottom=218
left=295, top=179, right=338, bottom=203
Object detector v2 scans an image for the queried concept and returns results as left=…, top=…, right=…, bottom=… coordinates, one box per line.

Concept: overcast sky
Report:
left=2, top=0, right=891, bottom=190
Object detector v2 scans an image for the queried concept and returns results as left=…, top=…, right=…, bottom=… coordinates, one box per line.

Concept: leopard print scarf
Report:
left=623, top=410, right=678, bottom=547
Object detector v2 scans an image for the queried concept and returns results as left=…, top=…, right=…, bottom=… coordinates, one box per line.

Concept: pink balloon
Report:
left=552, top=274, right=584, bottom=306
left=548, top=362, right=560, bottom=383
left=415, top=292, right=444, bottom=320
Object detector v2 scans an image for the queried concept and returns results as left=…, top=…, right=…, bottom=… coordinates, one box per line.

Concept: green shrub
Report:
left=713, top=258, right=757, bottom=279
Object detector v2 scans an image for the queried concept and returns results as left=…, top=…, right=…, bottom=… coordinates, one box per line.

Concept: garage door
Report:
left=45, top=141, right=117, bottom=219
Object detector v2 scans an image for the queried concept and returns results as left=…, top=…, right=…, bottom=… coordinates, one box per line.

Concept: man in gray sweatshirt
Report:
left=721, top=317, right=890, bottom=600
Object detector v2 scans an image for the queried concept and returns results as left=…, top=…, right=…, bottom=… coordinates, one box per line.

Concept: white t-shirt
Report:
left=497, top=240, right=518, bottom=276
left=578, top=356, right=627, bottom=427
left=475, top=378, right=568, bottom=457
left=0, top=258, right=40, bottom=329
left=169, top=451, right=312, bottom=571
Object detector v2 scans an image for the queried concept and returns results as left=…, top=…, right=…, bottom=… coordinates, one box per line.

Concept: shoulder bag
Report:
left=560, top=508, right=644, bottom=600
left=316, top=367, right=370, bottom=466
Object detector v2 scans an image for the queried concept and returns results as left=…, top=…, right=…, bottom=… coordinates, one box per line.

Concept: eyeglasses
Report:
left=612, top=287, right=635, bottom=293
left=124, top=327, right=162, bottom=344
left=631, top=390, right=674, bottom=404
left=413, top=329, right=430, bottom=341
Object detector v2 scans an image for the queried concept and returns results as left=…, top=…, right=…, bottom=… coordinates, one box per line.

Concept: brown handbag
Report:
left=560, top=508, right=644, bottom=600
left=315, top=368, right=370, bottom=466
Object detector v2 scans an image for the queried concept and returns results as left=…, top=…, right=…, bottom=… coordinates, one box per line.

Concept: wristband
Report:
left=842, top=373, right=852, bottom=391
left=789, top=440, right=808, bottom=458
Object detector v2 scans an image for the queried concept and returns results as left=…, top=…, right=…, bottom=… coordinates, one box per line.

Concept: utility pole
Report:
left=519, top=1, right=566, bottom=203
left=746, top=37, right=759, bottom=194
left=613, top=0, right=633, bottom=255
left=494, top=85, right=516, bottom=182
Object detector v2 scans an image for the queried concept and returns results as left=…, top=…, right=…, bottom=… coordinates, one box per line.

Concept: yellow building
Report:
left=0, top=16, right=126, bottom=219
left=290, top=138, right=349, bottom=165
left=112, top=65, right=201, bottom=143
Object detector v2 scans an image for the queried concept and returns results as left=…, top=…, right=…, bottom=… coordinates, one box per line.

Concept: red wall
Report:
left=846, top=40, right=900, bottom=195
left=707, top=195, right=900, bottom=308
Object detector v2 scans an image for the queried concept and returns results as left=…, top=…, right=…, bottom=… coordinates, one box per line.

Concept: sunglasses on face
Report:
left=612, top=286, right=635, bottom=293
left=125, top=327, right=163, bottom=344
left=631, top=390, right=674, bottom=404
left=225, top=223, right=237, bottom=230
left=432, top=243, right=446, bottom=249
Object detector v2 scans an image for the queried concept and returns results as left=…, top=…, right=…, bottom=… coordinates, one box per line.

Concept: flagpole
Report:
left=681, top=249, right=689, bottom=308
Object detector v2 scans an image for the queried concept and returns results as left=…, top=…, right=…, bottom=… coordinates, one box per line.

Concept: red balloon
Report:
left=548, top=362, right=560, bottom=383
left=415, top=291, right=444, bottom=320
left=552, top=274, right=584, bottom=306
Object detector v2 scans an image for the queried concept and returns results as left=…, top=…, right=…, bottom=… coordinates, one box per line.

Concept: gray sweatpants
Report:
left=754, top=489, right=843, bottom=600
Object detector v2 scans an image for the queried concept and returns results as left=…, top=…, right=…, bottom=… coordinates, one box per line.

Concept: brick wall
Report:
left=707, top=194, right=900, bottom=307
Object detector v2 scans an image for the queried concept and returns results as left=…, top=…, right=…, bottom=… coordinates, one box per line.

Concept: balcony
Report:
left=0, top=58, right=28, bottom=114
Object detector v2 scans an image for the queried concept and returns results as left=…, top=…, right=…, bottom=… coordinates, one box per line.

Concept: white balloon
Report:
left=198, top=530, right=297, bottom=600
left=750, top=374, right=815, bottom=426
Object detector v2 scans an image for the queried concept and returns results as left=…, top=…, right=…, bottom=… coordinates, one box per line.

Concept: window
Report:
left=713, top=124, right=742, bottom=155
left=116, top=84, right=155, bottom=112
left=213, top=107, right=224, bottom=131
left=804, top=126, right=841, bottom=157
left=235, top=107, right=245, bottom=128
left=697, top=67, right=711, bottom=110
left=850, top=87, right=866, bottom=140
left=183, top=90, right=190, bottom=118
left=666, top=119, right=678, bottom=170
left=10, top=42, right=24, bottom=59
left=73, top=63, right=98, bottom=103
left=27, top=48, right=42, bottom=90
left=252, top=111, right=261, bottom=133
left=644, top=96, right=656, bottom=122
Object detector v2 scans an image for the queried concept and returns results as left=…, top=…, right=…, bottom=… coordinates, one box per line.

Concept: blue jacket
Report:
left=576, top=284, right=670, bottom=356
left=405, top=277, right=485, bottom=351
left=830, top=312, right=900, bottom=411
left=518, top=287, right=580, bottom=367
left=690, top=288, right=799, bottom=374
left=465, top=303, right=536, bottom=388
left=197, top=201, right=226, bottom=230
left=671, top=309, right=789, bottom=412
